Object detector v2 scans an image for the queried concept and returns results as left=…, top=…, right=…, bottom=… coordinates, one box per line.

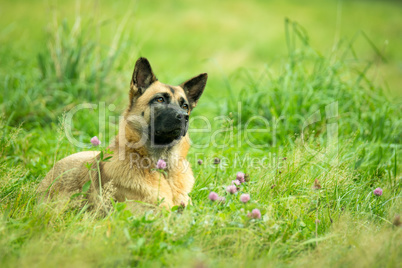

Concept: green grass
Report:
left=0, top=0, right=401, bottom=267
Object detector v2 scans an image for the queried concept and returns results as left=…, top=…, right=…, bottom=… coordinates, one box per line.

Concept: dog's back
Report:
left=38, top=151, right=99, bottom=199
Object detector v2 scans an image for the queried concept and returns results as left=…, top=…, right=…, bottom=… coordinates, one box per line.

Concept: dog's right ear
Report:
left=130, top=57, right=157, bottom=101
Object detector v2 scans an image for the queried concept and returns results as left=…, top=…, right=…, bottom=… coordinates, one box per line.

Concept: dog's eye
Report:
left=182, top=104, right=189, bottom=110
left=156, top=97, right=164, bottom=103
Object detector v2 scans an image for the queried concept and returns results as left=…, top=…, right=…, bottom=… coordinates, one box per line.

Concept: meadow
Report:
left=0, top=0, right=401, bottom=267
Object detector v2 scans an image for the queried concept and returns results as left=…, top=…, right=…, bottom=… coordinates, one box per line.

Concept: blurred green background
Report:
left=1, top=0, right=401, bottom=169
left=1, top=0, right=401, bottom=177
left=1, top=0, right=401, bottom=96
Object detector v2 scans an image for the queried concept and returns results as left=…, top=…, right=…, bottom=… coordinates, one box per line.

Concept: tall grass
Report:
left=37, top=16, right=121, bottom=99
left=225, top=19, right=401, bottom=176
left=1, top=15, right=126, bottom=126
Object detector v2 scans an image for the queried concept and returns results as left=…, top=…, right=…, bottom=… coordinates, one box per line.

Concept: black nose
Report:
left=176, top=112, right=189, bottom=122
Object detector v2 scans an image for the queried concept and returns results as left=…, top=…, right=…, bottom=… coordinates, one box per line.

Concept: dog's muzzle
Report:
left=150, top=107, right=189, bottom=146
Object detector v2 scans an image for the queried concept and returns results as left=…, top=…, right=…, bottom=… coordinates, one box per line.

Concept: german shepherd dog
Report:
left=38, top=57, right=207, bottom=210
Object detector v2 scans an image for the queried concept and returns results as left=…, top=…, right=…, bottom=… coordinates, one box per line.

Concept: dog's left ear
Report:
left=180, top=73, right=208, bottom=109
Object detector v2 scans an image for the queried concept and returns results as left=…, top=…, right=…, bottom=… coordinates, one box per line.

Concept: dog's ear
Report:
left=180, top=73, right=208, bottom=109
left=130, top=57, right=157, bottom=99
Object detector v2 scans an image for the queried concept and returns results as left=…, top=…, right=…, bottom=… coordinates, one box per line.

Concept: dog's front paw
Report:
left=176, top=194, right=192, bottom=207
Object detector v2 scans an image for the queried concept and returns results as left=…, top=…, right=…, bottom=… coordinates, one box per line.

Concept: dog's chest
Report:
left=100, top=152, right=193, bottom=206
left=102, top=159, right=176, bottom=199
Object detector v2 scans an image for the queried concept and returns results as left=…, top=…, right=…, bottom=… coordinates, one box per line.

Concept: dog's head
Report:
left=125, top=57, right=207, bottom=147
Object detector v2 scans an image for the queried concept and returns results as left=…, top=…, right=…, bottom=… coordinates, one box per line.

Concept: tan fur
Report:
left=38, top=58, right=207, bottom=211
left=38, top=151, right=100, bottom=201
